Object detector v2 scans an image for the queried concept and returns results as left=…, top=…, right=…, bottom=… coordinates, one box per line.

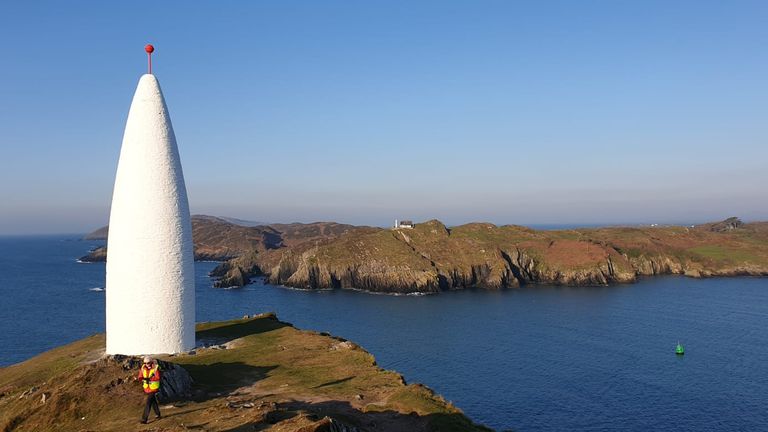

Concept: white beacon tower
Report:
left=105, top=45, right=195, bottom=355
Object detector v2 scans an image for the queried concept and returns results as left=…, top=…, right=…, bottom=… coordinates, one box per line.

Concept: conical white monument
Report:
left=105, top=45, right=195, bottom=355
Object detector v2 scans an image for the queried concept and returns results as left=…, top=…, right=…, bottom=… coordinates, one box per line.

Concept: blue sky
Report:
left=1, top=1, right=766, bottom=234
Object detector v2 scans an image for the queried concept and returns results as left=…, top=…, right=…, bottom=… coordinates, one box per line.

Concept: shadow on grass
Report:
left=312, top=376, right=356, bottom=389
left=157, top=405, right=209, bottom=419
left=176, top=361, right=277, bottom=399
left=195, top=315, right=289, bottom=345
left=222, top=399, right=495, bottom=432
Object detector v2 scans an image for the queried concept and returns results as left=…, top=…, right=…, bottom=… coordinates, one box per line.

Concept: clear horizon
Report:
left=2, top=1, right=767, bottom=235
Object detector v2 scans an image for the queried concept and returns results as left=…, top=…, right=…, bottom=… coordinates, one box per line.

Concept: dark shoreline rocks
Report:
left=78, top=246, right=107, bottom=263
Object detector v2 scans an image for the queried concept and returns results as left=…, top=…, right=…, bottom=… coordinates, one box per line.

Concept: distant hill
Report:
left=78, top=216, right=367, bottom=269
left=82, top=225, right=109, bottom=240
left=193, top=215, right=269, bottom=227
left=81, top=214, right=267, bottom=241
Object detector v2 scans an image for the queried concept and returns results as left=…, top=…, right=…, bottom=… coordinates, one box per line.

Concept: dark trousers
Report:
left=142, top=392, right=161, bottom=421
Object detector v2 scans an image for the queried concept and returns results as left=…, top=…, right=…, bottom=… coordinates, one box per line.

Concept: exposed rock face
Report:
left=209, top=252, right=261, bottom=288
left=499, top=246, right=637, bottom=286
left=627, top=254, right=685, bottom=276
left=104, top=355, right=193, bottom=401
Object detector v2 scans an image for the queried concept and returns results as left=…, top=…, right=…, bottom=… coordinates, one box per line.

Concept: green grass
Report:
left=687, top=245, right=759, bottom=263
left=0, top=334, right=103, bottom=391
left=195, top=312, right=284, bottom=339
left=366, top=385, right=493, bottom=432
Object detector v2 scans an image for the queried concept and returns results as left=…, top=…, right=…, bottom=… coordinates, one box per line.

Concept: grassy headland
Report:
left=0, top=314, right=489, bottom=432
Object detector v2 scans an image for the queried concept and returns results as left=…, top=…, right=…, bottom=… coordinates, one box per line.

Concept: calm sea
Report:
left=1, top=235, right=767, bottom=431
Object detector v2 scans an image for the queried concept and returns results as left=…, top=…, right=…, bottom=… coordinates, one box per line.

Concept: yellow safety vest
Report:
left=141, top=366, right=160, bottom=393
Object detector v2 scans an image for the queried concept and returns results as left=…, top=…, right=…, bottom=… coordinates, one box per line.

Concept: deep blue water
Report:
left=1, top=235, right=767, bottom=431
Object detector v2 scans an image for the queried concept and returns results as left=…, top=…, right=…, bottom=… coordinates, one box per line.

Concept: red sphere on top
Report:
left=145, top=44, right=155, bottom=54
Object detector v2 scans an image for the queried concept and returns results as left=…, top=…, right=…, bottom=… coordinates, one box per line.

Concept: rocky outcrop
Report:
left=209, top=252, right=262, bottom=288
left=500, top=247, right=637, bottom=286
left=698, top=216, right=743, bottom=232
left=102, top=355, right=193, bottom=401
left=78, top=246, right=107, bottom=263
left=272, top=259, right=442, bottom=294
left=628, top=254, right=685, bottom=276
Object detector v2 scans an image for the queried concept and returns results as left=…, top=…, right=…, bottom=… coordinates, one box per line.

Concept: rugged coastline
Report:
left=82, top=216, right=768, bottom=294
left=0, top=314, right=489, bottom=432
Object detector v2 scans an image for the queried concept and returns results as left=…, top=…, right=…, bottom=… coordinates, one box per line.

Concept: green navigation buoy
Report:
left=675, top=342, right=685, bottom=355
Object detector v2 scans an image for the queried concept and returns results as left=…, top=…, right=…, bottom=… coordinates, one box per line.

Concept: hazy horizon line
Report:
left=1, top=215, right=755, bottom=237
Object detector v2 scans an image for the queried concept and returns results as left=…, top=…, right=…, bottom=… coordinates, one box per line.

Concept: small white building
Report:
left=394, top=219, right=415, bottom=229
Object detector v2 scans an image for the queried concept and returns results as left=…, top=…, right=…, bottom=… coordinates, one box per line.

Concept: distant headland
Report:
left=80, top=216, right=768, bottom=294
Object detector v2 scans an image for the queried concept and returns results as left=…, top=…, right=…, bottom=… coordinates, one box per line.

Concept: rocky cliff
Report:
left=214, top=218, right=768, bottom=293
left=0, top=314, right=489, bottom=432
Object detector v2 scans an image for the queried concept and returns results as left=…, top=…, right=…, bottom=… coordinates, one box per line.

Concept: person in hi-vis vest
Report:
left=136, top=356, right=162, bottom=423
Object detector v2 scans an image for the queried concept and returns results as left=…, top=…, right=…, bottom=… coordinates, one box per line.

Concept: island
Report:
left=81, top=216, right=768, bottom=294
left=0, top=314, right=489, bottom=431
